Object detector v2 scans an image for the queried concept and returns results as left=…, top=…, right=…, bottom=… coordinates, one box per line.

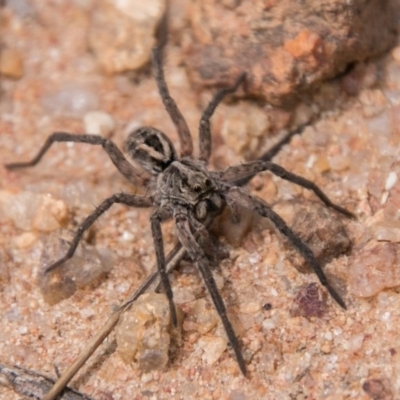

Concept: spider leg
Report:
left=174, top=210, right=247, bottom=376
left=222, top=160, right=355, bottom=218
left=5, top=132, right=147, bottom=187
left=233, top=121, right=313, bottom=187
left=150, top=209, right=178, bottom=327
left=152, top=47, right=193, bottom=157
left=45, top=193, right=153, bottom=273
left=199, top=73, right=246, bottom=164
left=225, top=187, right=347, bottom=310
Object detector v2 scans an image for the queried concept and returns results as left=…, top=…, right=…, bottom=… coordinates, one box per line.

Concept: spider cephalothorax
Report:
left=5, top=46, right=354, bottom=376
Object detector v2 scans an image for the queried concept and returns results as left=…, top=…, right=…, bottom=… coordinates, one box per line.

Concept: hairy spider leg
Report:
left=152, top=47, right=193, bottom=157
left=44, top=193, right=153, bottom=273
left=198, top=73, right=246, bottom=163
left=5, top=132, right=147, bottom=187
left=174, top=209, right=247, bottom=375
left=151, top=209, right=179, bottom=327
left=234, top=121, right=319, bottom=187
left=222, top=160, right=355, bottom=218
left=225, top=187, right=347, bottom=309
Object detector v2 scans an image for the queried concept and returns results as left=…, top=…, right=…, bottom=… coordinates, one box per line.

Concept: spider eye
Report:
left=205, top=178, right=211, bottom=187
left=193, top=184, right=202, bottom=193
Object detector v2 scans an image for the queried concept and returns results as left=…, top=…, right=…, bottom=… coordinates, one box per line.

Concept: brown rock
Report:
left=184, top=0, right=399, bottom=104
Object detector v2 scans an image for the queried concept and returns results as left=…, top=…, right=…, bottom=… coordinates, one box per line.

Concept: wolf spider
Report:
left=5, top=47, right=354, bottom=376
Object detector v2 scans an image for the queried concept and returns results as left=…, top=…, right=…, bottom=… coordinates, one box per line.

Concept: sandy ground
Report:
left=1, top=2, right=400, bottom=400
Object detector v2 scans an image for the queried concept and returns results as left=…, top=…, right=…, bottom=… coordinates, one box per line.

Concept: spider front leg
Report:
left=150, top=209, right=179, bottom=327
left=5, top=132, right=147, bottom=187
left=226, top=187, right=347, bottom=310
left=199, top=73, right=246, bottom=163
left=45, top=193, right=153, bottom=273
left=222, top=160, right=355, bottom=218
left=174, top=210, right=247, bottom=376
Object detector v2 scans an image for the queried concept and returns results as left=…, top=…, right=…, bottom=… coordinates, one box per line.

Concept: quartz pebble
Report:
left=83, top=111, right=116, bottom=136
left=116, top=293, right=176, bottom=372
left=197, top=335, right=228, bottom=366
left=189, top=298, right=219, bottom=335
left=37, top=232, right=112, bottom=304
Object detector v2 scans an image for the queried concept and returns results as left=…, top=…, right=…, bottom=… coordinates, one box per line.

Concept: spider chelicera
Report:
left=5, top=47, right=354, bottom=376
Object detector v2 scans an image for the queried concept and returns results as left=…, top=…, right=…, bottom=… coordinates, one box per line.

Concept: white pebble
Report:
left=18, top=326, right=28, bottom=335
left=381, top=311, right=391, bottom=322
left=262, top=318, right=276, bottom=330
left=385, top=171, right=398, bottom=191
left=83, top=111, right=116, bottom=136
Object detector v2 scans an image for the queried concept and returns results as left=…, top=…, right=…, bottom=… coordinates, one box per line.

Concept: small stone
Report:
left=0, top=48, right=24, bottom=79
left=291, top=283, right=328, bottom=319
left=13, top=232, right=37, bottom=249
left=4, top=191, right=69, bottom=232
left=89, top=0, right=166, bottom=74
left=349, top=241, right=400, bottom=298
left=240, top=301, right=260, bottom=314
left=197, top=335, right=228, bottom=366
left=116, top=293, right=177, bottom=372
left=371, top=221, right=400, bottom=243
left=314, top=156, right=331, bottom=174
left=32, top=196, right=69, bottom=232
left=37, top=232, right=112, bottom=304
left=385, top=171, right=398, bottom=191
left=83, top=111, right=116, bottom=136
left=320, top=342, right=331, bottom=354
left=344, top=334, right=364, bottom=352
left=190, top=298, right=219, bottom=335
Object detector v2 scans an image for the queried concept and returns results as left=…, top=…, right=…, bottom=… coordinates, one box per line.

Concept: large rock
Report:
left=184, top=0, right=399, bottom=105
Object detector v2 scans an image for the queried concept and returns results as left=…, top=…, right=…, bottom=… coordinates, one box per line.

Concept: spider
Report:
left=5, top=47, right=354, bottom=376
